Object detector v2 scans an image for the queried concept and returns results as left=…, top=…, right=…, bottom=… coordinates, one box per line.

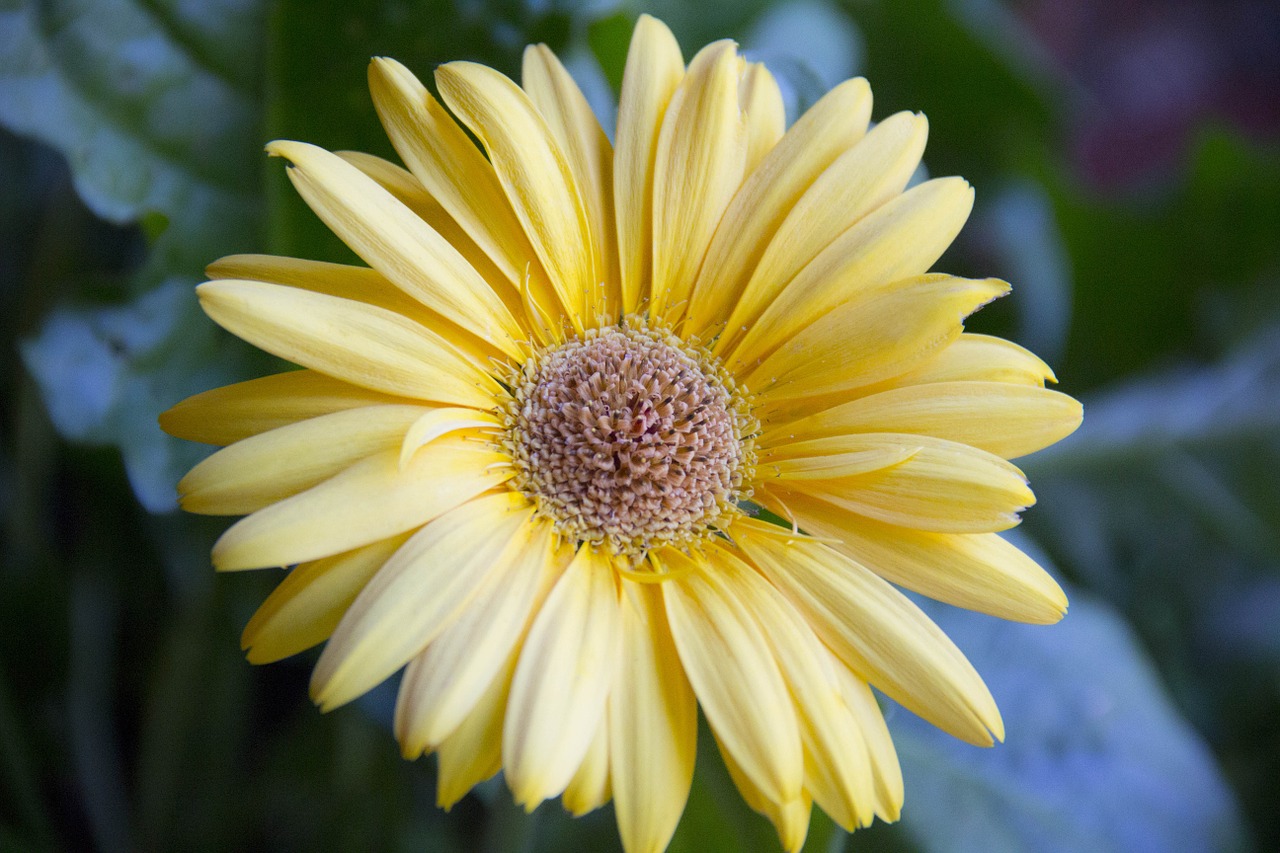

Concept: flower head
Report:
left=161, top=15, right=1082, bottom=853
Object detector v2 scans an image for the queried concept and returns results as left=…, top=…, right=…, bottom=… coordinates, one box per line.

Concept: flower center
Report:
left=501, top=323, right=755, bottom=555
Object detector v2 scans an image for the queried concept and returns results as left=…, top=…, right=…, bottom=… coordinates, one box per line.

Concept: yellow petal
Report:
left=197, top=280, right=499, bottom=408
left=367, top=57, right=542, bottom=292
left=718, top=111, right=927, bottom=355
left=759, top=444, right=919, bottom=481
left=267, top=141, right=525, bottom=357
left=241, top=534, right=410, bottom=664
left=159, top=370, right=406, bottom=446
left=503, top=546, right=622, bottom=809
left=773, top=381, right=1083, bottom=460
left=562, top=711, right=611, bottom=817
left=394, top=520, right=566, bottom=756
left=522, top=43, right=619, bottom=319
left=179, top=404, right=430, bottom=515
left=766, top=433, right=1034, bottom=533
left=398, top=407, right=501, bottom=470
left=684, top=77, right=872, bottom=336
left=829, top=661, right=903, bottom=821
left=748, top=275, right=1009, bottom=407
left=706, top=544, right=876, bottom=830
left=733, top=519, right=1004, bottom=746
left=435, top=652, right=512, bottom=809
left=716, top=741, right=812, bottom=853
left=739, top=61, right=785, bottom=174
left=879, top=332, right=1059, bottom=388
left=335, top=150, right=515, bottom=303
left=782, top=490, right=1068, bottom=624
left=610, top=581, right=697, bottom=853
left=725, top=176, right=975, bottom=371
left=648, top=41, right=747, bottom=325
left=211, top=440, right=510, bottom=571
left=310, top=492, right=534, bottom=711
left=436, top=61, right=595, bottom=330
left=614, top=14, right=684, bottom=315
left=660, top=548, right=804, bottom=805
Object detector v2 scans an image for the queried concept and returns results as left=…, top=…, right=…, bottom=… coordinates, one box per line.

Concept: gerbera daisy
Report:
left=160, top=14, right=1082, bottom=853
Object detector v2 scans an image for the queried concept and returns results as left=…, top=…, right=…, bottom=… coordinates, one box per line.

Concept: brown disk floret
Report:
left=502, top=323, right=755, bottom=554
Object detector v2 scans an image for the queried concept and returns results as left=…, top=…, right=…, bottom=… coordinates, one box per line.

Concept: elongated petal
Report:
left=648, top=41, right=746, bottom=325
left=614, top=14, right=684, bottom=315
left=749, top=276, right=1009, bottom=407
left=504, top=547, right=622, bottom=808
left=685, top=77, right=872, bottom=335
left=733, top=519, right=1004, bottom=746
left=180, top=404, right=430, bottom=515
left=368, top=57, right=541, bottom=290
left=268, top=141, right=524, bottom=356
left=830, top=661, right=903, bottom=821
left=523, top=44, right=618, bottom=318
left=563, top=712, right=611, bottom=816
left=436, top=61, right=595, bottom=329
left=726, top=177, right=975, bottom=371
left=610, top=581, right=696, bottom=853
left=197, top=280, right=499, bottom=408
left=660, top=548, right=804, bottom=804
left=395, top=520, right=566, bottom=756
left=717, top=741, right=812, bottom=853
left=159, top=370, right=406, bottom=446
left=211, top=440, right=510, bottom=571
left=782, top=489, right=1068, bottom=623
left=720, top=112, right=928, bottom=354
left=767, top=433, right=1034, bottom=533
left=311, top=493, right=533, bottom=711
left=774, top=381, right=1083, bottom=459
left=877, top=332, right=1058, bottom=389
left=399, top=408, right=501, bottom=469
left=759, top=444, right=918, bottom=481
left=436, top=653, right=512, bottom=809
left=241, top=534, right=410, bottom=664
left=707, top=544, right=875, bottom=830
left=739, top=61, right=785, bottom=174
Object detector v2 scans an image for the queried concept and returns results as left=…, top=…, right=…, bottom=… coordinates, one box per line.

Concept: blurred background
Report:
left=2, top=0, right=1278, bottom=850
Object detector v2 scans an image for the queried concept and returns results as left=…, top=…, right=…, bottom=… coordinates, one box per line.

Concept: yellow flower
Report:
left=160, top=14, right=1081, bottom=853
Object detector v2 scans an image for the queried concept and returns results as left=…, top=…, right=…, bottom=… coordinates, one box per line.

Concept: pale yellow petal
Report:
left=879, top=332, right=1059, bottom=389
left=211, top=440, right=510, bottom=571
left=335, top=150, right=515, bottom=302
left=398, top=407, right=502, bottom=470
left=367, top=57, right=542, bottom=291
left=503, top=546, right=622, bottom=809
left=648, top=41, right=747, bottom=325
left=706, top=544, right=875, bottom=830
left=614, top=14, right=684, bottom=315
left=240, top=534, right=410, bottom=664
left=725, top=177, right=975, bottom=371
left=748, top=276, right=1009, bottom=408
left=197, top=280, right=499, bottom=408
left=310, top=493, right=534, bottom=711
left=684, top=77, right=872, bottom=336
left=523, top=44, right=618, bottom=319
left=739, top=61, right=785, bottom=174
left=394, top=520, right=566, bottom=756
left=436, top=61, right=594, bottom=330
left=159, top=370, right=406, bottom=446
left=717, top=112, right=928, bottom=356
left=436, top=653, right=512, bottom=809
left=782, top=490, right=1068, bottom=624
left=830, top=661, right=903, bottom=821
left=717, top=741, right=812, bottom=853
left=563, top=711, right=611, bottom=816
left=660, top=548, right=803, bottom=805
left=773, top=381, right=1082, bottom=459
left=610, top=581, right=696, bottom=853
left=179, top=404, right=430, bottom=515
left=267, top=141, right=524, bottom=356
left=733, top=519, right=1004, bottom=746
left=760, top=444, right=918, bottom=481
left=765, top=433, right=1034, bottom=533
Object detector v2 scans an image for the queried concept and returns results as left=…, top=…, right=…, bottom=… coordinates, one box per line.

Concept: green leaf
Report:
left=891, top=588, right=1248, bottom=853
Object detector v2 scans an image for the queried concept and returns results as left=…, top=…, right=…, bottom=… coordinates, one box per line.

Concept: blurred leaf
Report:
left=743, top=0, right=863, bottom=121
left=891, top=589, right=1248, bottom=853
